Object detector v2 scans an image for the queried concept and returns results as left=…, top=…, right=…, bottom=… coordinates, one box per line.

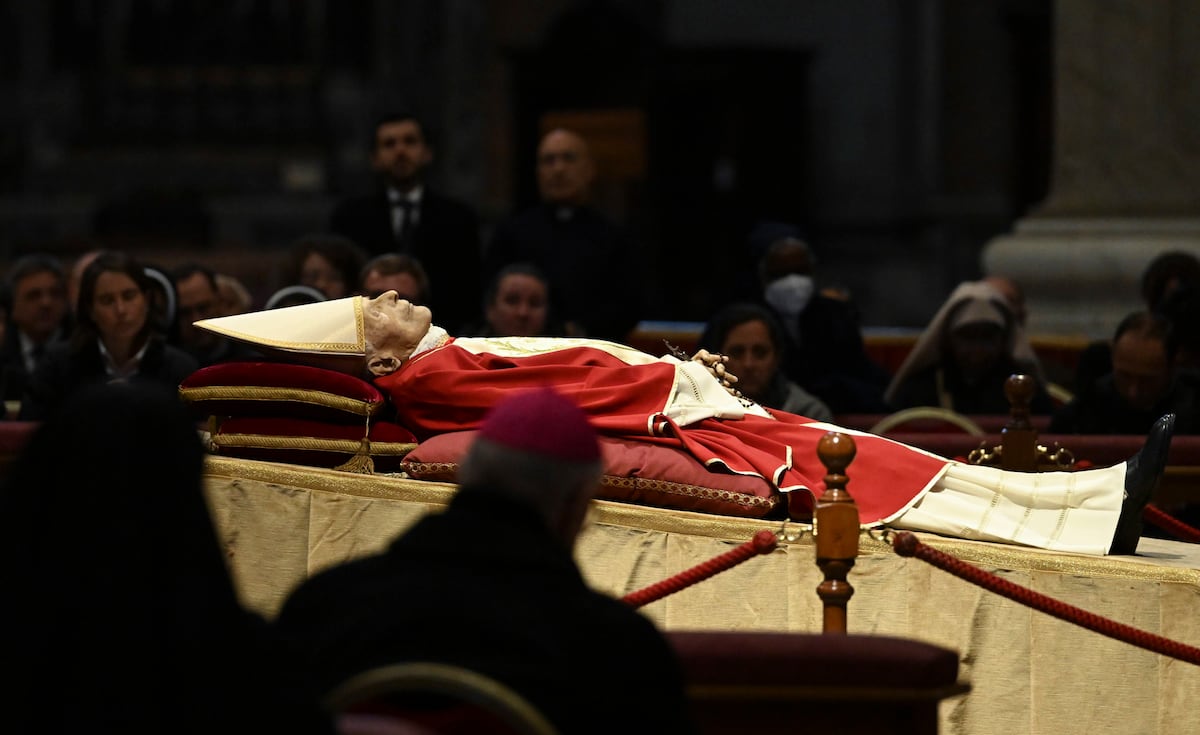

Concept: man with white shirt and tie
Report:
left=0, top=253, right=72, bottom=410
left=329, top=111, right=483, bottom=334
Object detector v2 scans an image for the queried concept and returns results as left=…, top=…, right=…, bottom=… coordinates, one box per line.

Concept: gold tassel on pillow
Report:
left=333, top=437, right=376, bottom=474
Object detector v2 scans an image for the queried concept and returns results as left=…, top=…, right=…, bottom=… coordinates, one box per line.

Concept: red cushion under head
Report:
left=402, top=431, right=780, bottom=518
left=179, top=361, right=387, bottom=424
left=210, top=416, right=417, bottom=472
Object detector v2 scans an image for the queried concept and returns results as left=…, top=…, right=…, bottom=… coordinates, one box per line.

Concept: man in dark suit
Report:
left=171, top=263, right=260, bottom=367
left=484, top=127, right=645, bottom=343
left=329, top=112, right=482, bottom=333
left=1051, top=310, right=1200, bottom=435
left=0, top=253, right=72, bottom=407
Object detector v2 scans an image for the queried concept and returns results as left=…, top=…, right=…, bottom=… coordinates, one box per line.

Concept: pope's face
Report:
left=362, top=291, right=432, bottom=376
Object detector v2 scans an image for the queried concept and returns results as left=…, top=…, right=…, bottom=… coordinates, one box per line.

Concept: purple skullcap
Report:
left=478, top=386, right=600, bottom=462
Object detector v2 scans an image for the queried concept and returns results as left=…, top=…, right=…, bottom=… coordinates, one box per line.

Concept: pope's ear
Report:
left=366, top=353, right=402, bottom=377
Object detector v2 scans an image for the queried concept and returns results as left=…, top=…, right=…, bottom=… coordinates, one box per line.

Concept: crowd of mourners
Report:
left=8, top=117, right=1200, bottom=433
left=3, top=113, right=1198, bottom=734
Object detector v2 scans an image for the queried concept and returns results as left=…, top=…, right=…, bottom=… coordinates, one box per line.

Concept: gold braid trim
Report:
left=179, top=385, right=382, bottom=417
left=599, top=475, right=779, bottom=511
left=401, top=462, right=779, bottom=512
left=212, top=433, right=417, bottom=455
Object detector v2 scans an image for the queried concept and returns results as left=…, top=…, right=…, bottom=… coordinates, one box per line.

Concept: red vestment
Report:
left=377, top=340, right=949, bottom=523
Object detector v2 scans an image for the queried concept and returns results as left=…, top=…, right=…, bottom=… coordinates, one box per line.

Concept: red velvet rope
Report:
left=1144, top=504, right=1200, bottom=543
left=891, top=531, right=1200, bottom=666
left=622, top=529, right=778, bottom=608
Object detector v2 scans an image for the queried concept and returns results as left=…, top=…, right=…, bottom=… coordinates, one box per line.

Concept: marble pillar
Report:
left=983, top=0, right=1200, bottom=338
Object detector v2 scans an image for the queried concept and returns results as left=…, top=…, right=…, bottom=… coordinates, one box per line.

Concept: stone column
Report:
left=983, top=0, right=1200, bottom=338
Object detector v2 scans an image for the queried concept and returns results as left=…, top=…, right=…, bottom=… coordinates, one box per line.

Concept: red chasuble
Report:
left=377, top=340, right=949, bottom=524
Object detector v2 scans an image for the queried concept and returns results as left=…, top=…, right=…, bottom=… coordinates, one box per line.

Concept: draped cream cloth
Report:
left=203, top=456, right=1200, bottom=735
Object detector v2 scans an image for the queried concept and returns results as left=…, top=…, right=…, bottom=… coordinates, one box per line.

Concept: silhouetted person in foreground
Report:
left=275, top=386, right=699, bottom=734
left=1, top=382, right=335, bottom=734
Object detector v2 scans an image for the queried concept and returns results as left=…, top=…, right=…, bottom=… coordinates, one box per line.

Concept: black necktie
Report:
left=393, top=200, right=415, bottom=249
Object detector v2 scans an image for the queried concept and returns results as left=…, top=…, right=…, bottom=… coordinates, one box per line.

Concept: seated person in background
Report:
left=484, top=127, right=645, bottom=343
left=66, top=248, right=102, bottom=315
left=460, top=261, right=569, bottom=338
left=1154, top=281, right=1200, bottom=372
left=142, top=263, right=179, bottom=344
left=1, top=382, right=335, bottom=734
left=1050, top=310, right=1200, bottom=434
left=885, top=280, right=1053, bottom=416
left=1073, top=250, right=1200, bottom=395
left=1142, top=250, right=1200, bottom=313
left=328, top=110, right=483, bottom=335
left=265, top=284, right=327, bottom=310
left=284, top=232, right=368, bottom=300
left=275, top=386, right=699, bottom=734
left=982, top=273, right=1029, bottom=328
left=697, top=301, right=832, bottom=421
left=358, top=252, right=432, bottom=303
left=19, top=251, right=198, bottom=421
left=0, top=288, right=7, bottom=354
left=172, top=263, right=258, bottom=367
left=196, top=294, right=1175, bottom=556
left=0, top=253, right=72, bottom=406
left=981, top=273, right=1070, bottom=394
left=751, top=224, right=891, bottom=414
left=215, top=272, right=254, bottom=315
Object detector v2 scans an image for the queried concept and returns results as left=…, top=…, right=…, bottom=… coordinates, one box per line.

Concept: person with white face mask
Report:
left=753, top=224, right=892, bottom=414
left=763, top=273, right=816, bottom=331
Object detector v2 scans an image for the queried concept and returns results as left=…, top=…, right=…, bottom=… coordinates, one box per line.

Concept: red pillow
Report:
left=402, top=431, right=780, bottom=518
left=180, top=362, right=386, bottom=424
left=210, top=416, right=418, bottom=473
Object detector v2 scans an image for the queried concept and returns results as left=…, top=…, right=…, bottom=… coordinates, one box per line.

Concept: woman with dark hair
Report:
left=698, top=302, right=833, bottom=421
left=284, top=232, right=368, bottom=300
left=17, top=250, right=198, bottom=420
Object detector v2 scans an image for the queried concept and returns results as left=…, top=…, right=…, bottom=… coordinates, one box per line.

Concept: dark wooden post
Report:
left=815, top=431, right=859, bottom=634
left=1000, top=374, right=1038, bottom=471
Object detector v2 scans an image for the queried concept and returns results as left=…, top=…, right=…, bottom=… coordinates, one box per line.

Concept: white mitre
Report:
left=194, top=296, right=369, bottom=374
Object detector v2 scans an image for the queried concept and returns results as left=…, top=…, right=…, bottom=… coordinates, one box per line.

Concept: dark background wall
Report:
left=0, top=0, right=1051, bottom=328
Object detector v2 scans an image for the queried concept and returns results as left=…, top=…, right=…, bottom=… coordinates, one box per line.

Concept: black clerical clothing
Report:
left=770, top=295, right=892, bottom=414
left=1049, top=371, right=1200, bottom=435
left=0, top=327, right=68, bottom=404
left=329, top=187, right=483, bottom=333
left=0, top=338, right=31, bottom=406
left=18, top=336, right=198, bottom=421
left=275, top=490, right=698, bottom=735
left=485, top=204, right=644, bottom=343
left=887, top=361, right=1055, bottom=416
left=184, top=335, right=264, bottom=369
